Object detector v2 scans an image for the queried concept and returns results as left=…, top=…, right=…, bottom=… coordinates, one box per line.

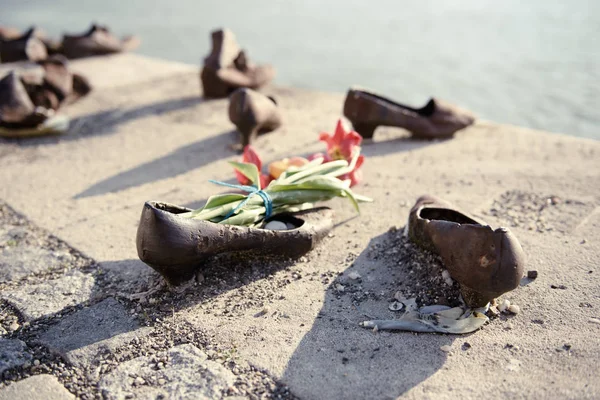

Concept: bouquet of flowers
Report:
left=179, top=120, right=371, bottom=226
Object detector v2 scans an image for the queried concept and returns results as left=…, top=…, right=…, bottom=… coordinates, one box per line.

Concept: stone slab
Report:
left=0, top=246, right=64, bottom=283
left=0, top=338, right=31, bottom=374
left=99, top=344, right=235, bottom=400
left=36, top=298, right=150, bottom=367
left=0, top=374, right=74, bottom=400
left=2, top=270, right=95, bottom=321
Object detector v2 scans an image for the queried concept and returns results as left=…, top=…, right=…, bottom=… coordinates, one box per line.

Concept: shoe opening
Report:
left=420, top=208, right=479, bottom=225
left=263, top=214, right=305, bottom=230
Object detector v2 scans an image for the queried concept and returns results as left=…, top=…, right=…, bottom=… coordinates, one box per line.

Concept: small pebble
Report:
left=134, top=376, right=145, bottom=385
left=550, top=284, right=567, bottom=290
left=347, top=271, right=362, bottom=280
left=589, top=317, right=600, bottom=325
left=33, top=359, right=40, bottom=366
left=335, top=283, right=345, bottom=292
left=440, top=345, right=452, bottom=352
left=8, top=322, right=19, bottom=332
left=498, top=299, right=511, bottom=312
left=264, top=221, right=288, bottom=230
left=527, top=270, right=538, bottom=279
left=462, top=342, right=472, bottom=351
left=508, top=304, right=520, bottom=314
left=441, top=270, right=454, bottom=285
left=158, top=378, right=166, bottom=386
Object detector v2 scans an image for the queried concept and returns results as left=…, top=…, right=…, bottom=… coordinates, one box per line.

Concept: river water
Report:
left=3, top=0, right=599, bottom=139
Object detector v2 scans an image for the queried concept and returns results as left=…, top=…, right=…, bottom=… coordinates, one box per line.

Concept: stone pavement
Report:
left=0, top=54, right=599, bottom=399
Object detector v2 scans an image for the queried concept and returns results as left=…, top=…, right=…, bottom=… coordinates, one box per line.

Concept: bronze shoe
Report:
left=0, top=71, right=50, bottom=129
left=343, top=88, right=475, bottom=139
left=19, top=55, right=92, bottom=111
left=200, top=29, right=275, bottom=98
left=136, top=201, right=334, bottom=285
left=408, top=195, right=525, bottom=307
left=0, top=27, right=48, bottom=63
left=61, top=24, right=140, bottom=59
left=228, top=88, right=282, bottom=147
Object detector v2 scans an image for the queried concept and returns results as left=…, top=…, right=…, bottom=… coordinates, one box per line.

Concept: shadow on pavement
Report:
left=280, top=230, right=453, bottom=399
left=74, top=129, right=238, bottom=198
left=1, top=95, right=205, bottom=146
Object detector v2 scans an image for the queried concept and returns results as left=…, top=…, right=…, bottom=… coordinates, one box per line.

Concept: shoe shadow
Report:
left=2, top=95, right=204, bottom=146
left=361, top=136, right=448, bottom=158
left=280, top=229, right=456, bottom=399
left=73, top=129, right=238, bottom=199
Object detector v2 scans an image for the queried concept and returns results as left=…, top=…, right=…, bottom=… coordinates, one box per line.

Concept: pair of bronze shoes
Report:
left=343, top=88, right=476, bottom=140
left=0, top=24, right=139, bottom=63
left=137, top=196, right=525, bottom=309
left=0, top=55, right=91, bottom=137
left=200, top=29, right=275, bottom=98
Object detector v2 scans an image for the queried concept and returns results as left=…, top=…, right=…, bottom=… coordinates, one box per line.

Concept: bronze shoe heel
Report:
left=136, top=201, right=334, bottom=285
left=350, top=122, right=377, bottom=139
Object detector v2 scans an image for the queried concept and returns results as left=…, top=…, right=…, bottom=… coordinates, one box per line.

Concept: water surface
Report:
left=4, top=0, right=599, bottom=139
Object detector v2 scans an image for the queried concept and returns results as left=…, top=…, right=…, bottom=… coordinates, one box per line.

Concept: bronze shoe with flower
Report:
left=136, top=201, right=334, bottom=285
left=408, top=195, right=525, bottom=307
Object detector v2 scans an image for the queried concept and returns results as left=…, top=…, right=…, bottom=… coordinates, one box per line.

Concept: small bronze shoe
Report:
left=343, top=88, right=475, bottom=139
left=0, top=27, right=48, bottom=63
left=200, top=28, right=275, bottom=98
left=19, top=55, right=92, bottom=111
left=408, top=195, right=525, bottom=307
left=0, top=71, right=50, bottom=129
left=136, top=201, right=334, bottom=285
left=61, top=24, right=140, bottom=59
left=228, top=88, right=282, bottom=147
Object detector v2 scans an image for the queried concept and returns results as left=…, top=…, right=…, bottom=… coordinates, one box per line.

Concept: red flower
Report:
left=318, top=119, right=365, bottom=186
left=235, top=145, right=272, bottom=188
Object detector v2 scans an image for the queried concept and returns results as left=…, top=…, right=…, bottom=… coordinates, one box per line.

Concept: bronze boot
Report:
left=200, top=28, right=275, bottom=98
left=343, top=88, right=475, bottom=139
left=408, top=195, right=524, bottom=307
left=228, top=88, right=282, bottom=147
left=136, top=201, right=334, bottom=285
